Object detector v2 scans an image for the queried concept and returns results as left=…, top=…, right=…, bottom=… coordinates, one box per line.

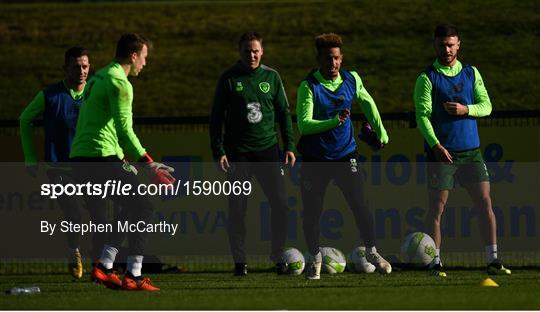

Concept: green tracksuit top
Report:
left=70, top=62, right=146, bottom=160
left=210, top=62, right=295, bottom=158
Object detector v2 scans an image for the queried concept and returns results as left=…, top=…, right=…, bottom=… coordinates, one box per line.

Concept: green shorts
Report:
left=426, top=148, right=490, bottom=190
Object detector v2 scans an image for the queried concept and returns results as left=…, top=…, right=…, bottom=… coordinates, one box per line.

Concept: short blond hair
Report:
left=315, top=33, right=343, bottom=54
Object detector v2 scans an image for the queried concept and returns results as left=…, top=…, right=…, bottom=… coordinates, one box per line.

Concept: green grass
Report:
left=1, top=269, right=539, bottom=309
left=0, top=0, right=539, bottom=119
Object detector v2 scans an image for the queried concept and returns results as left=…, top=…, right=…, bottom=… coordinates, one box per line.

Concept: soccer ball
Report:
left=282, top=247, right=305, bottom=275
left=401, top=232, right=437, bottom=266
left=320, top=247, right=346, bottom=274
left=347, top=247, right=376, bottom=273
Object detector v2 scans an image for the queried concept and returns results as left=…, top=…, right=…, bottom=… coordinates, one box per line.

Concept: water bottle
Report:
left=5, top=286, right=40, bottom=295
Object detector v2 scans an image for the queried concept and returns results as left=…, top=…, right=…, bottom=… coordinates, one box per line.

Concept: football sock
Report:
left=99, top=245, right=118, bottom=270
left=308, top=250, right=322, bottom=262
left=127, top=255, right=144, bottom=277
left=485, top=244, right=498, bottom=263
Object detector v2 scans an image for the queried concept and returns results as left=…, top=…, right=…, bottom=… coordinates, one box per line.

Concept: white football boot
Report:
left=366, top=248, right=392, bottom=274
left=356, top=258, right=376, bottom=273
left=304, top=251, right=322, bottom=280
left=354, top=247, right=376, bottom=273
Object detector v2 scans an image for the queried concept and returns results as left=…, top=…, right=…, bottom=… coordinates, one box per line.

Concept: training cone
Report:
left=480, top=278, right=499, bottom=287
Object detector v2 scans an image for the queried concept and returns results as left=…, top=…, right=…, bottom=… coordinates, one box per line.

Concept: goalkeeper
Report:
left=70, top=33, right=174, bottom=291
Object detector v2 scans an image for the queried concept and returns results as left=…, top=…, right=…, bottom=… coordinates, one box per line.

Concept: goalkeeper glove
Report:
left=138, top=154, right=176, bottom=185
left=358, top=122, right=384, bottom=151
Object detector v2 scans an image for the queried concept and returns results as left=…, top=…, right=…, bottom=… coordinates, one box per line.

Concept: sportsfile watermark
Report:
left=41, top=180, right=252, bottom=199
left=1, top=162, right=538, bottom=262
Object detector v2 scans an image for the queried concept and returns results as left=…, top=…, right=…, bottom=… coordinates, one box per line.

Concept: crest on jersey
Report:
left=259, top=82, right=270, bottom=93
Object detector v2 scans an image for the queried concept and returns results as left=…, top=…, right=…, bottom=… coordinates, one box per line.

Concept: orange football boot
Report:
left=122, top=274, right=160, bottom=291
left=91, top=264, right=122, bottom=289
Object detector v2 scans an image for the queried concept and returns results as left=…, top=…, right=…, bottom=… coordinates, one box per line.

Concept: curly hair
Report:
left=315, top=33, right=343, bottom=54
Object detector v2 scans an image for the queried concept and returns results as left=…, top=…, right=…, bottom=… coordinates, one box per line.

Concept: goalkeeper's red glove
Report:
left=358, top=122, right=384, bottom=151
left=138, top=154, right=176, bottom=185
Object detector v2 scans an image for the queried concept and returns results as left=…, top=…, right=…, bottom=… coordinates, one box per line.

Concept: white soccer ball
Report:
left=282, top=247, right=305, bottom=275
left=320, top=247, right=346, bottom=274
left=347, top=247, right=376, bottom=273
left=401, top=232, right=437, bottom=266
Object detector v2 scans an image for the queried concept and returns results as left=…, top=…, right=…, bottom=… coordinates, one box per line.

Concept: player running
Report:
left=414, top=24, right=511, bottom=277
left=210, top=31, right=295, bottom=276
left=296, top=33, right=392, bottom=280
left=20, top=47, right=91, bottom=280
left=70, top=33, right=175, bottom=291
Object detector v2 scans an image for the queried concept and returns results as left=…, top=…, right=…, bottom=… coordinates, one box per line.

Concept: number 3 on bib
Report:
left=246, top=102, right=262, bottom=124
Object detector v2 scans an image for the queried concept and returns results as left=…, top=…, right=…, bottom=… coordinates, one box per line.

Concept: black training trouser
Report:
left=71, top=157, right=153, bottom=256
left=46, top=168, right=84, bottom=250
left=226, top=144, right=289, bottom=264
left=301, top=152, right=375, bottom=255
left=46, top=167, right=110, bottom=261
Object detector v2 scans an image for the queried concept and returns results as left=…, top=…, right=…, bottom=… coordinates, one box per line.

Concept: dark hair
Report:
left=315, top=33, right=343, bottom=54
left=64, top=46, right=88, bottom=65
left=115, top=33, right=152, bottom=60
left=238, top=31, right=263, bottom=49
left=434, top=24, right=459, bottom=39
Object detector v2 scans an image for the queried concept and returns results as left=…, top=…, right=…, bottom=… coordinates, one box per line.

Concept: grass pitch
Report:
left=1, top=269, right=539, bottom=310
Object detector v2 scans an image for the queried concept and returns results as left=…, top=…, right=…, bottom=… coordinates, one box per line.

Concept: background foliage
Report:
left=0, top=0, right=538, bottom=119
